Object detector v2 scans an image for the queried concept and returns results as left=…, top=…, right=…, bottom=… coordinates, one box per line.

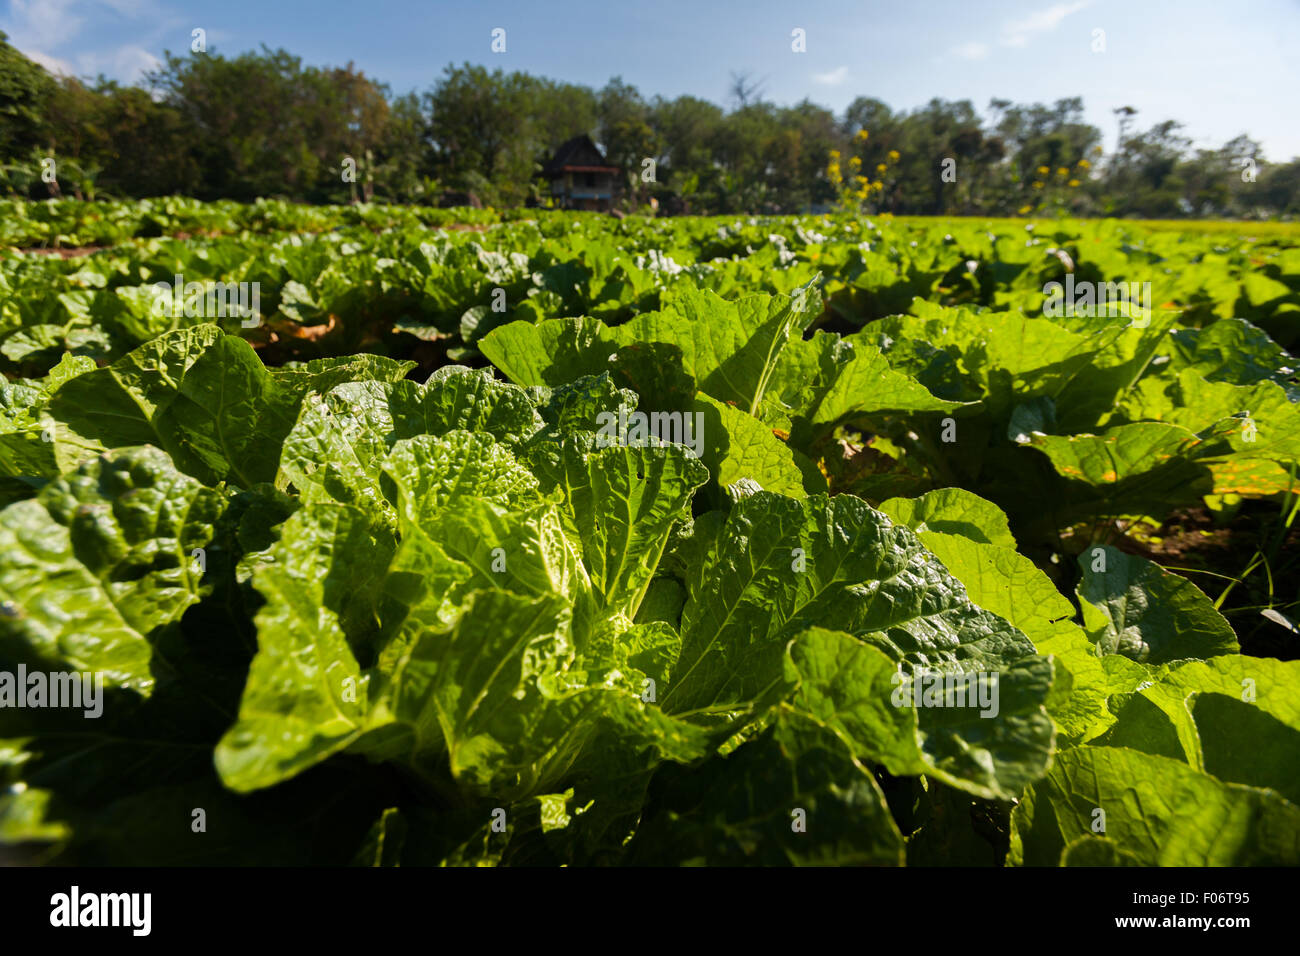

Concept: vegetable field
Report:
left=2, top=201, right=1299, bottom=866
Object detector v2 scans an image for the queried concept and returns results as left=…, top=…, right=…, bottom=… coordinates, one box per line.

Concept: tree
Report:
left=426, top=63, right=544, bottom=206
left=1259, top=159, right=1300, bottom=215
left=370, top=91, right=434, bottom=203
left=59, top=79, right=200, bottom=197
left=1105, top=117, right=1192, bottom=216
left=0, top=31, right=55, bottom=164
left=148, top=47, right=394, bottom=200
left=598, top=78, right=657, bottom=209
left=986, top=97, right=1101, bottom=213
left=0, top=39, right=1295, bottom=217
left=647, top=95, right=724, bottom=211
left=1179, top=135, right=1266, bottom=216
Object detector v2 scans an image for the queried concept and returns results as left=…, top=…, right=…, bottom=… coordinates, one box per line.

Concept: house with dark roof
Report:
left=543, top=135, right=621, bottom=211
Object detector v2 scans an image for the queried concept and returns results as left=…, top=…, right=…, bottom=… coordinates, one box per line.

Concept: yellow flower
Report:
left=1077, top=158, right=1091, bottom=169
left=876, top=164, right=888, bottom=175
left=1036, top=165, right=1049, bottom=176
left=829, top=150, right=841, bottom=159
left=849, top=156, right=862, bottom=169
left=856, top=129, right=869, bottom=142
left=1057, top=167, right=1069, bottom=177
left=887, top=150, right=900, bottom=162
left=1032, top=182, right=1044, bottom=190
left=1018, top=204, right=1033, bottom=214
left=1068, top=179, right=1080, bottom=187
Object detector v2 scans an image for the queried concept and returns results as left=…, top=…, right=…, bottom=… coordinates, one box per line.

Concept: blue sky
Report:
left=4, top=0, right=1299, bottom=160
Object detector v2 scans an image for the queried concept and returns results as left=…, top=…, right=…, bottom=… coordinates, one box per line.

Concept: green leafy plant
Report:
left=2, top=204, right=1298, bottom=867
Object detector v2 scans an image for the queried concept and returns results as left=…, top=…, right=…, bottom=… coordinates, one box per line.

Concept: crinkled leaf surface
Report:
left=1011, top=746, right=1300, bottom=866
left=1077, top=545, right=1239, bottom=664
left=0, top=445, right=224, bottom=693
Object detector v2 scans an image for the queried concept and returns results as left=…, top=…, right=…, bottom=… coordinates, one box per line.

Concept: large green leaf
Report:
left=692, top=393, right=812, bottom=498
left=1102, top=656, right=1300, bottom=794
left=664, top=492, right=1053, bottom=799
left=569, top=444, right=707, bottom=617
left=878, top=487, right=1017, bottom=548
left=1077, top=545, right=1239, bottom=664
left=278, top=367, right=542, bottom=521
left=1164, top=318, right=1299, bottom=393
left=872, top=306, right=1097, bottom=420
left=1116, top=369, right=1300, bottom=495
left=1192, top=693, right=1300, bottom=804
left=667, top=493, right=1043, bottom=718
left=626, top=707, right=905, bottom=866
left=0, top=446, right=224, bottom=693
left=483, top=282, right=821, bottom=415
left=780, top=333, right=963, bottom=442
left=518, top=437, right=707, bottom=619
left=215, top=502, right=396, bottom=792
left=880, top=489, right=1109, bottom=743
left=1010, top=746, right=1300, bottom=866
left=1026, top=421, right=1233, bottom=517
left=783, top=627, right=1053, bottom=801
left=381, top=432, right=542, bottom=525
left=0, top=381, right=55, bottom=480
left=386, top=588, right=581, bottom=796
left=48, top=326, right=413, bottom=486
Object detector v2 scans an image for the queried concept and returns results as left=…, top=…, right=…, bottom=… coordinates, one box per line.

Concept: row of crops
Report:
left=1, top=203, right=1298, bottom=865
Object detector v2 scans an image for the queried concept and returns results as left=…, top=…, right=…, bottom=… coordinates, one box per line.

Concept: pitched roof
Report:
left=543, top=135, right=619, bottom=175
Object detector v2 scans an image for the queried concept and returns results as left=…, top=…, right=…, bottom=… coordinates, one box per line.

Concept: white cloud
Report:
left=953, top=41, right=990, bottom=61
left=78, top=45, right=163, bottom=81
left=1000, top=1, right=1090, bottom=47
left=812, top=65, right=849, bottom=85
left=2, top=0, right=169, bottom=81
left=4, top=0, right=86, bottom=50
left=22, top=48, right=76, bottom=76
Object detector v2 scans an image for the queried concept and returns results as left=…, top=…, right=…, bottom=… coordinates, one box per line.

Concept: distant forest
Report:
left=2, top=33, right=1297, bottom=217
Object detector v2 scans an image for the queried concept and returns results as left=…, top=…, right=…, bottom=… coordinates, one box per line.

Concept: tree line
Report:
left=2, top=34, right=1297, bottom=218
